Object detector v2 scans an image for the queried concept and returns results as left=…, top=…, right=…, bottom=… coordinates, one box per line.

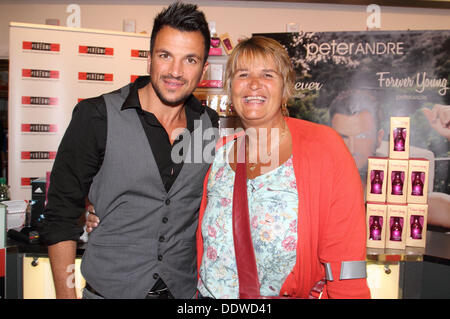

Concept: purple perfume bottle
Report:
left=411, top=172, right=424, bottom=196
left=394, top=128, right=406, bottom=151
left=390, top=217, right=403, bottom=241
left=369, top=216, right=382, bottom=240
left=391, top=172, right=404, bottom=195
left=211, top=35, right=221, bottom=48
left=370, top=170, right=383, bottom=194
left=410, top=215, right=423, bottom=239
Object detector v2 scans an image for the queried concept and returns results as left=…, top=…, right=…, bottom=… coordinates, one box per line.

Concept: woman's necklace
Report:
left=246, top=122, right=288, bottom=172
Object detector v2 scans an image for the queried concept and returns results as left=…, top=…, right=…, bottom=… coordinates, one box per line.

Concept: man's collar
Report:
left=121, top=76, right=150, bottom=111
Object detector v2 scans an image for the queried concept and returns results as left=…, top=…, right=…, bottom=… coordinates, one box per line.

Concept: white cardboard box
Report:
left=3, top=200, right=28, bottom=231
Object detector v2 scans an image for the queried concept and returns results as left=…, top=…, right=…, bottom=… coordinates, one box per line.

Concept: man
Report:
left=329, top=89, right=384, bottom=183
left=38, top=2, right=219, bottom=299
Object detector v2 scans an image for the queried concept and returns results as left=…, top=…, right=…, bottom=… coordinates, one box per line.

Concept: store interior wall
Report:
left=1, top=0, right=450, bottom=59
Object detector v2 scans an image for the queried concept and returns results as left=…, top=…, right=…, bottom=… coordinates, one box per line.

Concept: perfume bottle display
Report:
left=393, top=127, right=406, bottom=151
left=390, top=216, right=403, bottom=241
left=369, top=216, right=383, bottom=240
left=208, top=21, right=221, bottom=48
left=411, top=172, right=424, bottom=196
left=222, top=37, right=232, bottom=50
left=370, top=170, right=383, bottom=194
left=211, top=36, right=221, bottom=48
left=410, top=215, right=423, bottom=239
left=391, top=171, right=404, bottom=195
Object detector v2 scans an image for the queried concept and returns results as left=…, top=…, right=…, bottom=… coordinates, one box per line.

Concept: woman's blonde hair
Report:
left=224, top=36, right=295, bottom=115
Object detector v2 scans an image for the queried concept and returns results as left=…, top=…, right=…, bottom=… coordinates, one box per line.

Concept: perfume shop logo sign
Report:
left=21, top=177, right=39, bottom=187
left=21, top=151, right=57, bottom=160
left=79, top=46, right=114, bottom=56
left=371, top=163, right=386, bottom=170
left=370, top=208, right=385, bottom=214
left=409, top=207, right=426, bottom=214
left=393, top=163, right=408, bottom=170
left=22, top=69, right=59, bottom=79
left=21, top=124, right=58, bottom=133
left=390, top=208, right=406, bottom=214
left=23, top=41, right=60, bottom=52
left=131, top=50, right=149, bottom=58
left=78, top=72, right=113, bottom=82
left=22, top=96, right=58, bottom=106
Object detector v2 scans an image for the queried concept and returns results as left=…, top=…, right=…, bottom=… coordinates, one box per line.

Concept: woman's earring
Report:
left=227, top=101, right=234, bottom=116
left=281, top=102, right=289, bottom=116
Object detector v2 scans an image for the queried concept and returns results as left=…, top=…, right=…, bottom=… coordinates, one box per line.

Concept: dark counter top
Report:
left=361, top=230, right=449, bottom=266
left=6, top=237, right=87, bottom=258
left=6, top=230, right=450, bottom=265
left=423, top=230, right=450, bottom=265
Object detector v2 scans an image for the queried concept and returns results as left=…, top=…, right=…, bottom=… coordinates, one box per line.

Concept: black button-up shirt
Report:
left=40, top=76, right=219, bottom=245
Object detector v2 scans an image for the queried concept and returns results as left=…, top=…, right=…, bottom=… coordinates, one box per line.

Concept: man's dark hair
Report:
left=150, top=2, right=210, bottom=64
left=329, top=89, right=383, bottom=132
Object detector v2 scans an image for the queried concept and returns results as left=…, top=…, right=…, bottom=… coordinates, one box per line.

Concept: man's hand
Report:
left=422, top=104, right=450, bottom=140
left=85, top=204, right=100, bottom=233
left=48, top=241, right=78, bottom=299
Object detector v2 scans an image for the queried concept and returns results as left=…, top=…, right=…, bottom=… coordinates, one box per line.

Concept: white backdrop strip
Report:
left=9, top=22, right=150, bottom=200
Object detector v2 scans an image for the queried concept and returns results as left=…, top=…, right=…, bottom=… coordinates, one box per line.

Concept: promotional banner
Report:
left=257, top=30, right=450, bottom=230
left=9, top=23, right=150, bottom=201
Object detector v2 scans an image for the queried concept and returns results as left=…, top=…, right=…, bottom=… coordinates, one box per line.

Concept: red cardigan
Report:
left=196, top=117, right=371, bottom=299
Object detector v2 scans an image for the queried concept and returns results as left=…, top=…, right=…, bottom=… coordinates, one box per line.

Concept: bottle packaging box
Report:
left=407, top=159, right=429, bottom=204
left=406, top=204, right=428, bottom=248
left=219, top=33, right=234, bottom=55
left=386, top=204, right=408, bottom=250
left=387, top=159, right=409, bottom=204
left=207, top=94, right=229, bottom=116
left=208, top=21, right=222, bottom=56
left=389, top=117, right=410, bottom=159
left=366, top=157, right=388, bottom=203
left=366, top=202, right=387, bottom=249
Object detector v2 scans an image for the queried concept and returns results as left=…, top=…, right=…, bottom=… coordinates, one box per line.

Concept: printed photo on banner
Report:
left=257, top=30, right=450, bottom=230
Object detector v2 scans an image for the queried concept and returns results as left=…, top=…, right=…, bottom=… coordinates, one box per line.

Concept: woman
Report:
left=195, top=36, right=370, bottom=299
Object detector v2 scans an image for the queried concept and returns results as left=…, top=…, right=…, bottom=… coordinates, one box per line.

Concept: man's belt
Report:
left=84, top=281, right=174, bottom=299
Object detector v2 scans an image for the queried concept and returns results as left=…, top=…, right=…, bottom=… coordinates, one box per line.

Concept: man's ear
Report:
left=147, top=54, right=152, bottom=75
left=201, top=61, right=209, bottom=79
